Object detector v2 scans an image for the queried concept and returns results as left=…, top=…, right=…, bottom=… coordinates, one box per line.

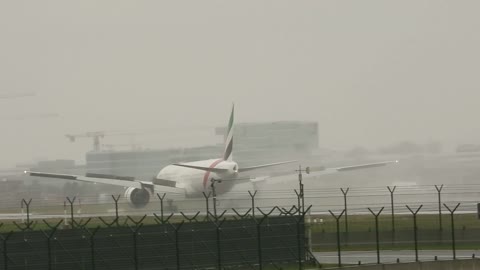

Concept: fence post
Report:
left=13, top=199, right=37, bottom=231
left=64, top=200, right=67, bottom=226
left=368, top=207, right=384, bottom=264
left=256, top=219, right=263, bottom=270
left=126, top=215, right=147, bottom=269
left=387, top=186, right=396, bottom=233
left=0, top=229, right=13, bottom=270
left=85, top=226, right=100, bottom=270
left=66, top=196, right=76, bottom=228
left=41, top=220, right=62, bottom=270
left=444, top=203, right=460, bottom=260
left=294, top=189, right=302, bottom=216
left=22, top=199, right=33, bottom=229
left=203, top=192, right=211, bottom=220
left=340, top=188, right=349, bottom=235
left=406, top=205, right=423, bottom=262
left=435, top=185, right=444, bottom=231
left=174, top=221, right=184, bottom=270
left=157, top=193, right=166, bottom=222
left=213, top=219, right=226, bottom=270
left=133, top=226, right=141, bottom=270
left=297, top=213, right=303, bottom=270
left=128, top=222, right=144, bottom=270
left=296, top=205, right=312, bottom=270
left=254, top=207, right=278, bottom=270
left=111, top=195, right=121, bottom=227
left=329, top=209, right=346, bottom=267
left=248, top=190, right=257, bottom=218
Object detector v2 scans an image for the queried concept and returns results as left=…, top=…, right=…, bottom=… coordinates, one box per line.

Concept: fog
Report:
left=1, top=1, right=480, bottom=168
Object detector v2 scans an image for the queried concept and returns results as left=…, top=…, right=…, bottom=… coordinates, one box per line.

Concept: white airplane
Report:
left=25, top=105, right=397, bottom=208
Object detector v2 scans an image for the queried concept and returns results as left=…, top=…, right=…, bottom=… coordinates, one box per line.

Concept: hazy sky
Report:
left=1, top=1, right=480, bottom=168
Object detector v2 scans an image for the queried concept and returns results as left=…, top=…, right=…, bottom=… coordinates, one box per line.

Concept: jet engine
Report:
left=124, top=187, right=151, bottom=208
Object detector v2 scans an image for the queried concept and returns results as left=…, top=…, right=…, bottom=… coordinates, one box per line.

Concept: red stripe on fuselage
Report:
left=203, top=159, right=224, bottom=189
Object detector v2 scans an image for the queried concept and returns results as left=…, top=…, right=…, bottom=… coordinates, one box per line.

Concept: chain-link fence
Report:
left=1, top=182, right=480, bottom=268
left=0, top=188, right=317, bottom=270
left=0, top=215, right=309, bottom=270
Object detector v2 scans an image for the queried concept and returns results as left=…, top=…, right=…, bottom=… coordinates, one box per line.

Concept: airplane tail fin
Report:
left=223, top=104, right=234, bottom=161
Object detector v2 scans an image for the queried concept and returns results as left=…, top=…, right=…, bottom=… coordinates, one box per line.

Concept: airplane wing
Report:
left=250, top=160, right=399, bottom=184
left=25, top=171, right=185, bottom=194
left=318, top=160, right=399, bottom=173
left=238, top=160, right=297, bottom=172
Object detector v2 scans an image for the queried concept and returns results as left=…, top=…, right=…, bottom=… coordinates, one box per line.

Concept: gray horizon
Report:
left=1, top=1, right=480, bottom=168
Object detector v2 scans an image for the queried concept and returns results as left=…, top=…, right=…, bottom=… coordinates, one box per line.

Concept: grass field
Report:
left=309, top=213, right=480, bottom=232
left=309, top=213, right=480, bottom=252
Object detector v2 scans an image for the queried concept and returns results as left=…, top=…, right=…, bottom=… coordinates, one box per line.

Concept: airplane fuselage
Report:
left=155, top=159, right=239, bottom=197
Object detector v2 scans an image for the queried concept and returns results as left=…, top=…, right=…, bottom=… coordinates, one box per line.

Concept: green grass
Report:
left=309, top=213, right=480, bottom=233
left=308, top=213, right=480, bottom=252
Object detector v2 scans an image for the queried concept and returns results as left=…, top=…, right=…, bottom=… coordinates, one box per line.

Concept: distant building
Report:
left=86, top=145, right=223, bottom=180
left=215, top=121, right=319, bottom=166
left=33, top=159, right=77, bottom=172
left=86, top=121, right=319, bottom=179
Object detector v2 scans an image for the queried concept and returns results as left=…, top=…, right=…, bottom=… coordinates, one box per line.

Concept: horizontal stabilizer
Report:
left=238, top=160, right=297, bottom=173
left=172, top=164, right=230, bottom=173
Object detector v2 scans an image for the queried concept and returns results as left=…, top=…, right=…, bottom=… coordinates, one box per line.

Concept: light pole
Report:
left=210, top=178, right=222, bottom=221
left=295, top=165, right=310, bottom=214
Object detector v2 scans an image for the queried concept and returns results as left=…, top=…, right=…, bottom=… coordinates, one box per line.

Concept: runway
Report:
left=314, top=250, right=479, bottom=265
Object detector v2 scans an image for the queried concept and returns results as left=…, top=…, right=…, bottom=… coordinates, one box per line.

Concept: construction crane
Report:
left=66, top=131, right=105, bottom=152
left=65, top=131, right=141, bottom=152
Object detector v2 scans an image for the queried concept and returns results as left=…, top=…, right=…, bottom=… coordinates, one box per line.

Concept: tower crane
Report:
left=65, top=131, right=105, bottom=152
left=65, top=131, right=142, bottom=152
